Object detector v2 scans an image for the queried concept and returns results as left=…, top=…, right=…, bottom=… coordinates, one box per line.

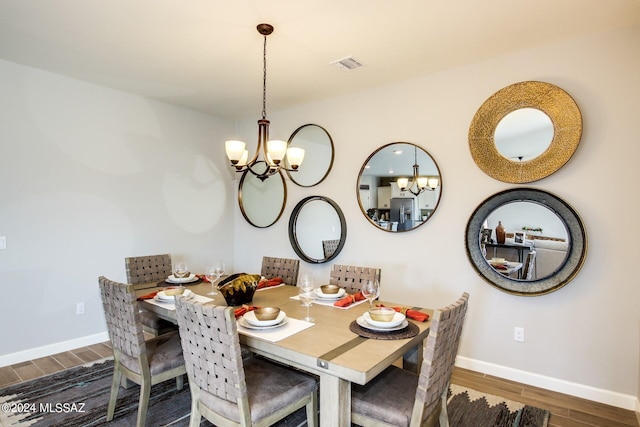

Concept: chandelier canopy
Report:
left=225, top=23, right=304, bottom=181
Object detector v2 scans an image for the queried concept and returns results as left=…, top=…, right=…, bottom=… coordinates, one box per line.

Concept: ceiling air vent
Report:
left=330, top=56, right=364, bottom=70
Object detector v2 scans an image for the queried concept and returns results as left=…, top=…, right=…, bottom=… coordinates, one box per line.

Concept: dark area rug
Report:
left=0, top=359, right=548, bottom=427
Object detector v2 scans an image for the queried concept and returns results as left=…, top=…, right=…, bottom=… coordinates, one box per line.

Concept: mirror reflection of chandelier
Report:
left=397, top=146, right=439, bottom=196
left=225, top=23, right=305, bottom=181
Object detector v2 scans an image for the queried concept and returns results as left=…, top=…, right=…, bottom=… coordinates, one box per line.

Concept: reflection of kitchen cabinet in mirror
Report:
left=469, top=81, right=582, bottom=183
left=357, top=142, right=442, bottom=232
left=465, top=188, right=587, bottom=296
left=285, top=124, right=335, bottom=187
left=289, top=196, right=346, bottom=263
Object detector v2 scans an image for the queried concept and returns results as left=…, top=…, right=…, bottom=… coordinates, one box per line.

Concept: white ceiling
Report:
left=1, top=1, right=639, bottom=119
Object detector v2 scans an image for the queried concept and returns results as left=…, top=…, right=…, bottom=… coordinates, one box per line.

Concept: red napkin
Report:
left=258, top=277, right=283, bottom=289
left=334, top=291, right=365, bottom=307
left=196, top=274, right=210, bottom=282
left=494, top=265, right=507, bottom=270
left=234, top=305, right=258, bottom=319
left=137, top=291, right=158, bottom=301
left=378, top=304, right=429, bottom=322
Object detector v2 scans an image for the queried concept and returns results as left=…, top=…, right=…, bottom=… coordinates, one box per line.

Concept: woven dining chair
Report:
left=125, top=254, right=178, bottom=336
left=322, top=239, right=340, bottom=258
left=521, top=250, right=537, bottom=280
left=351, top=292, right=469, bottom=427
left=261, top=256, right=300, bottom=285
left=329, top=264, right=381, bottom=295
left=174, top=297, right=318, bottom=427
left=98, top=276, right=186, bottom=427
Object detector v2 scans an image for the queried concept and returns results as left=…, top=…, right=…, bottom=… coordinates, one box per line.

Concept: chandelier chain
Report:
left=262, top=33, right=267, bottom=120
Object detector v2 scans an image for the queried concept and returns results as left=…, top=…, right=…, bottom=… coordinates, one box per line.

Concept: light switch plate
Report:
left=0, top=236, right=6, bottom=250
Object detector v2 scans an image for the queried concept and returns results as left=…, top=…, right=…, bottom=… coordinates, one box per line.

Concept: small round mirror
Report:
left=357, top=142, right=442, bottom=232
left=289, top=196, right=346, bottom=263
left=238, top=164, right=286, bottom=228
left=286, top=124, right=334, bottom=187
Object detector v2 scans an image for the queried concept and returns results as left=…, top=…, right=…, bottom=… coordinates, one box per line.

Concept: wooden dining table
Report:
left=137, top=279, right=432, bottom=427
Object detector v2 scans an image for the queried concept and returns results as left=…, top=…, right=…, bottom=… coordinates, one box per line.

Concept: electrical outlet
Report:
left=514, top=327, right=524, bottom=342
left=76, top=302, right=85, bottom=315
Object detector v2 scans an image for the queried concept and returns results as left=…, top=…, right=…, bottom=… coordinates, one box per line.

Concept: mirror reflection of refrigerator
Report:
left=390, top=198, right=415, bottom=231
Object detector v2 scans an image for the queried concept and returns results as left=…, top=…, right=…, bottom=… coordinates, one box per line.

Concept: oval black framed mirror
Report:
left=465, top=188, right=587, bottom=296
left=285, top=124, right=335, bottom=187
left=289, top=195, right=346, bottom=263
left=238, top=163, right=286, bottom=228
left=469, top=81, right=582, bottom=183
left=357, top=142, right=442, bottom=232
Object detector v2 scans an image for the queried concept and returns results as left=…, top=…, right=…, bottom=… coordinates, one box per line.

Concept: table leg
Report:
left=319, top=373, right=351, bottom=427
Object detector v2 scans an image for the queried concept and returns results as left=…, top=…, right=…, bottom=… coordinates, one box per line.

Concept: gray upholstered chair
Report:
left=329, top=264, right=381, bottom=295
left=98, top=276, right=186, bottom=427
left=125, top=254, right=178, bottom=336
left=351, top=292, right=469, bottom=427
left=260, top=256, right=300, bottom=285
left=174, top=297, right=318, bottom=427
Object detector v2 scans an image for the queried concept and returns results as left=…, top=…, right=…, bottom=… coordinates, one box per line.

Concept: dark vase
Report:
left=495, top=221, right=506, bottom=244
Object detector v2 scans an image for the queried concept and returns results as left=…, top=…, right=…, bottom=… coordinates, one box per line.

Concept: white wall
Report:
left=0, top=59, right=236, bottom=360
left=232, top=24, right=640, bottom=408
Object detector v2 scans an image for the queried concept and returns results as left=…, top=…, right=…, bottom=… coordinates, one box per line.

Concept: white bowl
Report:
left=243, top=310, right=287, bottom=327
left=363, top=311, right=405, bottom=328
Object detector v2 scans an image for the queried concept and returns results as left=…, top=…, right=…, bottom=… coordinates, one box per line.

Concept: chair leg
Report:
left=176, top=374, right=184, bottom=390
left=107, top=367, right=122, bottom=421
left=137, top=379, right=151, bottom=427
left=189, top=401, right=202, bottom=427
left=438, top=387, right=449, bottom=427
left=306, top=391, right=318, bottom=427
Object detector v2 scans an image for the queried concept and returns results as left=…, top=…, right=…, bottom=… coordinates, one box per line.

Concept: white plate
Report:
left=315, top=288, right=346, bottom=299
left=238, top=316, right=289, bottom=330
left=243, top=310, right=287, bottom=327
left=166, top=274, right=198, bottom=284
left=357, top=316, right=409, bottom=332
left=363, top=311, right=406, bottom=328
left=156, top=289, right=193, bottom=301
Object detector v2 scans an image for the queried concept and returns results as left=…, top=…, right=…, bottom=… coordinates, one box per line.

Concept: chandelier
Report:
left=396, top=146, right=439, bottom=196
left=225, top=23, right=304, bottom=181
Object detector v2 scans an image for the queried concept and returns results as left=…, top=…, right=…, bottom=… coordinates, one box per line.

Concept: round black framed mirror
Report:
left=238, top=163, right=286, bottom=228
left=357, top=142, right=442, bottom=232
left=285, top=124, right=335, bottom=187
left=465, top=188, right=587, bottom=296
left=289, top=196, right=346, bottom=263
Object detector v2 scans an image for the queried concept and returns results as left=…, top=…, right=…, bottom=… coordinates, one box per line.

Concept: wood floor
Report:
left=1, top=342, right=638, bottom=427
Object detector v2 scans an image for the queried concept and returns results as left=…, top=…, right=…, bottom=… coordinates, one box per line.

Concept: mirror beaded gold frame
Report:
left=468, top=81, right=582, bottom=183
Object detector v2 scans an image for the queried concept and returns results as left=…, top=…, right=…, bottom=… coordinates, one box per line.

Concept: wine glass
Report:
left=205, top=265, right=220, bottom=296
left=361, top=279, right=380, bottom=309
left=173, top=262, right=189, bottom=283
left=299, top=274, right=316, bottom=322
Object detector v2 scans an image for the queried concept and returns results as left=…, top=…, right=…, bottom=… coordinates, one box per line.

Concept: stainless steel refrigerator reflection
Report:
left=390, top=198, right=415, bottom=231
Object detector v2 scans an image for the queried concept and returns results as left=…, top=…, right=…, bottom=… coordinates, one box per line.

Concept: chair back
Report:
left=412, top=292, right=469, bottom=425
left=261, top=256, right=300, bottom=285
left=329, top=264, right=381, bottom=295
left=322, top=239, right=340, bottom=258
left=174, top=298, right=251, bottom=422
left=125, top=254, right=172, bottom=285
left=98, top=276, right=146, bottom=359
left=521, top=250, right=536, bottom=280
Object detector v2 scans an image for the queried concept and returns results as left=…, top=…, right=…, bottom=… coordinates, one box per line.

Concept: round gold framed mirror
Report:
left=468, top=81, right=582, bottom=183
left=285, top=124, right=334, bottom=187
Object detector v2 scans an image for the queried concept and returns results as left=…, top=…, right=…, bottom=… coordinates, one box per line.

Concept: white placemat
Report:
left=237, top=317, right=314, bottom=342
left=289, top=295, right=368, bottom=309
left=144, top=294, right=214, bottom=310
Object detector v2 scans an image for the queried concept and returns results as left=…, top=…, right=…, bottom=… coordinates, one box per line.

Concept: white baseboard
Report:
left=456, top=356, right=637, bottom=411
left=0, top=332, right=110, bottom=368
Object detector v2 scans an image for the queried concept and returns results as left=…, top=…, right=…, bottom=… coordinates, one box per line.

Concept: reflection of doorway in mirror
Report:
left=359, top=185, right=371, bottom=210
